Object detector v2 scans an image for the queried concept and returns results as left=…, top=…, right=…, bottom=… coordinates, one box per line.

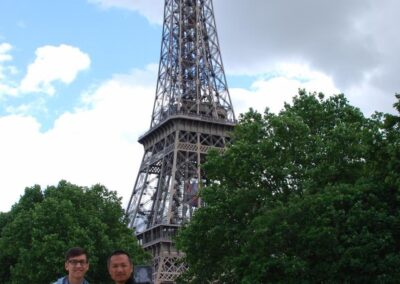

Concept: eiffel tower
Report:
left=126, top=0, right=236, bottom=283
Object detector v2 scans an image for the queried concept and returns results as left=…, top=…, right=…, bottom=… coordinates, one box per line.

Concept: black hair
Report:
left=65, top=247, right=88, bottom=262
left=107, top=249, right=133, bottom=267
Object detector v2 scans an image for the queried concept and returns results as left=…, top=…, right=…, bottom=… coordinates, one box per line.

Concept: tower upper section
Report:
left=149, top=0, right=236, bottom=129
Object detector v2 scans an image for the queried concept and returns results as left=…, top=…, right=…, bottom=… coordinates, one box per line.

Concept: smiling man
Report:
left=107, top=250, right=135, bottom=284
left=53, top=247, right=90, bottom=284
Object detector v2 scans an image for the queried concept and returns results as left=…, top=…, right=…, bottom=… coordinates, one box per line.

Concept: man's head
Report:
left=107, top=250, right=134, bottom=284
left=64, top=247, right=89, bottom=281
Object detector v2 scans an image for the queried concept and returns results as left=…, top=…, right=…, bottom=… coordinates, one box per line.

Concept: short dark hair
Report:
left=65, top=247, right=88, bottom=262
left=107, top=250, right=133, bottom=267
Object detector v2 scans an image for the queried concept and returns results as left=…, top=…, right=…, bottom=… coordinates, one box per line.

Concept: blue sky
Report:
left=1, top=0, right=399, bottom=212
left=1, top=0, right=160, bottom=130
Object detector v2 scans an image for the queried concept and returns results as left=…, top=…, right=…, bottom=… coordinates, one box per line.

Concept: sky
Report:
left=0, top=0, right=399, bottom=212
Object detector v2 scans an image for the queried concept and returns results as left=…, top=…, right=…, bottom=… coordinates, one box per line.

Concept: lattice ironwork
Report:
left=126, top=0, right=235, bottom=283
left=150, top=0, right=235, bottom=128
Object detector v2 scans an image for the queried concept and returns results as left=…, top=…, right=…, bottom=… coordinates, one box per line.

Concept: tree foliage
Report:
left=0, top=180, right=149, bottom=284
left=176, top=91, right=400, bottom=283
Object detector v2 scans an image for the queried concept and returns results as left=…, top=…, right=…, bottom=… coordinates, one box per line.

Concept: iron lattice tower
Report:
left=126, top=0, right=235, bottom=283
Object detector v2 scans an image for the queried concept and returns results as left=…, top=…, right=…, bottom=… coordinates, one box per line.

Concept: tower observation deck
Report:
left=126, top=1, right=236, bottom=283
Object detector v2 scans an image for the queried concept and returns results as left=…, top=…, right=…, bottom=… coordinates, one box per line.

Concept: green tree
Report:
left=0, top=180, right=149, bottom=284
left=176, top=91, right=400, bottom=283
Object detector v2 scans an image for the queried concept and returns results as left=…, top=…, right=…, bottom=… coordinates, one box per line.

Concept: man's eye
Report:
left=112, top=264, right=128, bottom=268
left=69, top=260, right=87, bottom=265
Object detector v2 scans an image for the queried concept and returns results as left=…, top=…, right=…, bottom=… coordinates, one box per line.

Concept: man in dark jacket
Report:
left=107, top=250, right=135, bottom=284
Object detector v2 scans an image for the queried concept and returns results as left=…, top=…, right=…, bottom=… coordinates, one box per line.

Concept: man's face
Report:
left=108, top=254, right=133, bottom=283
left=65, top=254, right=89, bottom=281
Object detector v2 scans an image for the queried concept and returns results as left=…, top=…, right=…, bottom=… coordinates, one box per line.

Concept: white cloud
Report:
left=0, top=84, right=18, bottom=97
left=0, top=65, right=157, bottom=212
left=5, top=97, right=48, bottom=115
left=214, top=0, right=399, bottom=115
left=88, top=0, right=163, bottom=25
left=0, top=43, right=13, bottom=62
left=0, top=42, right=13, bottom=82
left=19, top=44, right=91, bottom=95
left=0, top=115, right=44, bottom=211
left=231, top=63, right=340, bottom=116
left=0, top=42, right=18, bottom=98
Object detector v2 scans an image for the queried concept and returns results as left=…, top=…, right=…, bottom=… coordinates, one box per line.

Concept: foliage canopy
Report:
left=176, top=91, right=400, bottom=283
left=0, top=180, right=149, bottom=284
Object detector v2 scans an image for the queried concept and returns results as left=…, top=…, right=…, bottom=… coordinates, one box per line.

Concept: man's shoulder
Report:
left=52, top=276, right=66, bottom=284
left=51, top=277, right=90, bottom=284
